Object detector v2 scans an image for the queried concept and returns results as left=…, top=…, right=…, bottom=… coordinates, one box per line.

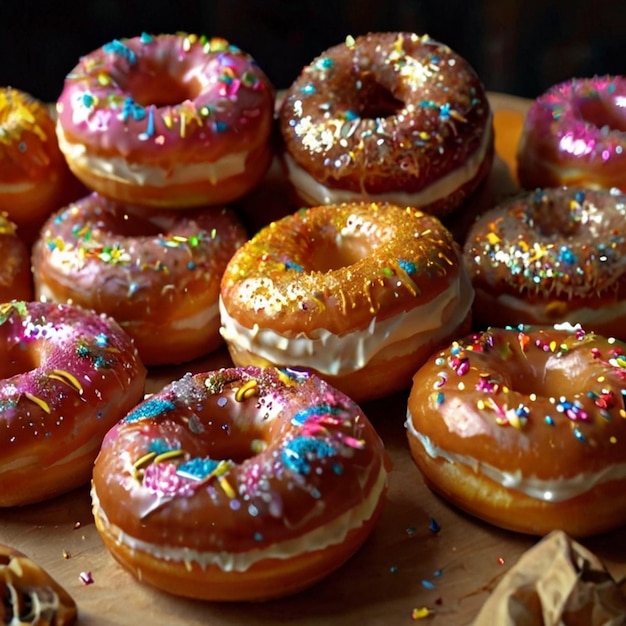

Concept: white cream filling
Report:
left=219, top=269, right=473, bottom=376
left=284, top=116, right=493, bottom=207
left=406, top=411, right=626, bottom=502
left=56, top=126, right=249, bottom=187
left=484, top=290, right=626, bottom=326
left=92, top=461, right=387, bottom=573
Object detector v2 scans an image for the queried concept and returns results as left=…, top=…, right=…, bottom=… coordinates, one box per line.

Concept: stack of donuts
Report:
left=2, top=25, right=626, bottom=616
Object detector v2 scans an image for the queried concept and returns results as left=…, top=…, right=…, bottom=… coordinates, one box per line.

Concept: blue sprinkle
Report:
left=284, top=260, right=304, bottom=272
left=421, top=579, right=436, bottom=590
left=344, top=109, right=359, bottom=121
left=140, top=32, right=154, bottom=44
left=574, top=190, right=586, bottom=203
left=121, top=97, right=145, bottom=122
left=545, top=415, right=555, bottom=426
left=253, top=532, right=264, bottom=542
left=291, top=403, right=341, bottom=426
left=436, top=391, right=445, bottom=406
left=214, top=121, right=228, bottom=132
left=81, top=93, right=95, bottom=108
left=126, top=398, right=176, bottom=422
left=145, top=105, right=155, bottom=137
left=149, top=439, right=174, bottom=455
left=439, top=103, right=451, bottom=120
left=103, top=39, right=137, bottom=64
left=177, top=456, right=219, bottom=479
left=301, top=83, right=316, bottom=95
left=558, top=245, right=577, bottom=265
left=573, top=428, right=586, bottom=442
left=429, top=517, right=441, bottom=533
left=95, top=333, right=109, bottom=348
left=281, top=436, right=337, bottom=475
left=315, top=57, right=334, bottom=70
left=398, top=258, right=417, bottom=274
left=187, top=261, right=196, bottom=270
left=389, top=565, right=398, bottom=574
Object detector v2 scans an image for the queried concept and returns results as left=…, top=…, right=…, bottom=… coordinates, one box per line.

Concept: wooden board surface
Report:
left=3, top=93, right=625, bottom=626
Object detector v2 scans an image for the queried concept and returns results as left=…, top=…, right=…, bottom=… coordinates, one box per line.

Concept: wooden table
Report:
left=2, top=94, right=625, bottom=626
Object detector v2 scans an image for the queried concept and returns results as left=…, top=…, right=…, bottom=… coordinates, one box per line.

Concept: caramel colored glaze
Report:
left=92, top=367, right=389, bottom=601
left=0, top=301, right=146, bottom=506
left=32, top=193, right=248, bottom=365
left=0, top=213, right=33, bottom=301
left=463, top=187, right=626, bottom=338
left=0, top=544, right=77, bottom=625
left=219, top=201, right=474, bottom=402
left=0, top=88, right=82, bottom=237
left=278, top=32, right=493, bottom=217
left=517, top=75, right=626, bottom=191
left=406, top=325, right=626, bottom=537
left=56, top=33, right=275, bottom=207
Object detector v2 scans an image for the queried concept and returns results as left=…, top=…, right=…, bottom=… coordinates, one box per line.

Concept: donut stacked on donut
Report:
left=55, top=32, right=275, bottom=208
left=517, top=75, right=626, bottom=191
left=279, top=32, right=494, bottom=218
left=463, top=187, right=626, bottom=339
left=92, top=366, right=388, bottom=601
left=0, top=87, right=82, bottom=239
left=32, top=193, right=247, bottom=365
left=219, top=201, right=474, bottom=403
left=406, top=324, right=626, bottom=537
left=0, top=300, right=146, bottom=506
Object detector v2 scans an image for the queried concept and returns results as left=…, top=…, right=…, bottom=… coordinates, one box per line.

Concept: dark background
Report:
left=1, top=0, right=624, bottom=102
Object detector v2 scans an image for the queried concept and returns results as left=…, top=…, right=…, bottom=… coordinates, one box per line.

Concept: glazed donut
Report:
left=219, top=201, right=474, bottom=403
left=91, top=366, right=388, bottom=601
left=0, top=87, right=81, bottom=238
left=0, top=213, right=33, bottom=302
left=278, top=32, right=494, bottom=217
left=56, top=32, right=275, bottom=208
left=0, top=543, right=77, bottom=625
left=0, top=300, right=146, bottom=507
left=517, top=75, right=626, bottom=191
left=32, top=192, right=248, bottom=366
left=463, top=187, right=626, bottom=339
left=406, top=324, right=626, bottom=537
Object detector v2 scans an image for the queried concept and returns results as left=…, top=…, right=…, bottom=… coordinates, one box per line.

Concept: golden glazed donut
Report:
left=0, top=88, right=81, bottom=238
left=32, top=193, right=248, bottom=366
left=92, top=366, right=389, bottom=601
left=219, top=201, right=474, bottom=403
left=517, top=76, right=626, bottom=191
left=0, top=213, right=33, bottom=302
left=0, top=300, right=146, bottom=507
left=278, top=32, right=494, bottom=217
left=463, top=187, right=626, bottom=339
left=0, top=544, right=77, bottom=625
left=55, top=32, right=275, bottom=207
left=406, top=324, right=626, bottom=537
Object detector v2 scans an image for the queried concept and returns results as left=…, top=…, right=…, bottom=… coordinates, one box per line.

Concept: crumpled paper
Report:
left=472, top=530, right=626, bottom=626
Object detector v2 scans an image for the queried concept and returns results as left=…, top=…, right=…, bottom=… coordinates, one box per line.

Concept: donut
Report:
left=0, top=300, right=146, bottom=507
left=517, top=75, right=626, bottom=191
left=406, top=324, right=626, bottom=537
left=91, top=366, right=389, bottom=601
left=32, top=192, right=248, bottom=366
left=0, top=213, right=33, bottom=302
left=0, top=543, right=77, bottom=625
left=55, top=32, right=275, bottom=208
left=219, top=201, right=474, bottom=403
left=463, top=187, right=626, bottom=339
left=0, top=87, right=81, bottom=239
left=278, top=32, right=494, bottom=217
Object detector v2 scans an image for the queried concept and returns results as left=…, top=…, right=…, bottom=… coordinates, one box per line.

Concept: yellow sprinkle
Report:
left=345, top=34, right=356, bottom=48
left=47, top=369, right=83, bottom=392
left=610, top=436, right=617, bottom=444
left=133, top=451, right=157, bottom=471
left=219, top=476, right=236, bottom=499
left=97, top=73, right=110, bottom=86
left=485, top=232, right=500, bottom=245
left=549, top=340, right=557, bottom=352
left=411, top=607, right=432, bottom=620
left=476, top=399, right=485, bottom=410
left=235, top=379, right=259, bottom=402
left=620, top=409, right=626, bottom=419
left=24, top=392, right=51, bottom=414
left=154, top=449, right=186, bottom=463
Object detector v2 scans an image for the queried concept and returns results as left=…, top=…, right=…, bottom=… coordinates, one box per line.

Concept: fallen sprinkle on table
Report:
left=421, top=579, right=436, bottom=590
left=62, top=549, right=71, bottom=559
left=79, top=571, right=94, bottom=585
left=428, top=517, right=440, bottom=533
left=498, top=556, right=505, bottom=565
left=411, top=606, right=432, bottom=620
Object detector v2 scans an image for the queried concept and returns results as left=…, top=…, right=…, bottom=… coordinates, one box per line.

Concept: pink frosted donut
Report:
left=92, top=366, right=389, bottom=601
left=0, top=300, right=146, bottom=507
left=56, top=32, right=275, bottom=208
left=517, top=76, right=626, bottom=190
left=32, top=192, right=248, bottom=366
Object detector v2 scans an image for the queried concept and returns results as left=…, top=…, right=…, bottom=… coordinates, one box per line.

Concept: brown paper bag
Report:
left=472, top=530, right=626, bottom=625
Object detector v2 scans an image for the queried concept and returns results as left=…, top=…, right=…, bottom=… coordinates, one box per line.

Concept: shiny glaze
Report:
left=0, top=300, right=146, bottom=506
left=33, top=192, right=248, bottom=365
left=517, top=75, right=626, bottom=190
left=464, top=187, right=626, bottom=337
left=279, top=32, right=493, bottom=216
left=56, top=32, right=275, bottom=206
left=92, top=366, right=388, bottom=599
left=0, top=214, right=33, bottom=302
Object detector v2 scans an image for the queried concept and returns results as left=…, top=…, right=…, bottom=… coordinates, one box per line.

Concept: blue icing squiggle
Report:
left=177, top=457, right=220, bottom=480
left=291, top=403, right=342, bottom=426
left=281, top=436, right=337, bottom=475
left=125, top=398, right=176, bottom=422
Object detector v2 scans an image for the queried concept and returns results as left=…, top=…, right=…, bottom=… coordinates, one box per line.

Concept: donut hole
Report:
left=309, top=236, right=373, bottom=272
left=0, top=346, right=38, bottom=378
left=577, top=97, right=626, bottom=133
left=353, top=75, right=404, bottom=119
left=125, top=71, right=201, bottom=108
